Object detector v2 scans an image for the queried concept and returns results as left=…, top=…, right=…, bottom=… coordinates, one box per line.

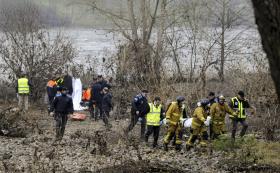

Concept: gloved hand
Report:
left=136, top=111, right=140, bottom=115
left=204, top=120, right=209, bottom=126
left=50, top=112, right=54, bottom=117
left=165, top=118, right=170, bottom=126
left=204, top=116, right=211, bottom=126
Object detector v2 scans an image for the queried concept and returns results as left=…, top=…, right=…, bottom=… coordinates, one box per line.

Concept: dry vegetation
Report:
left=0, top=0, right=279, bottom=172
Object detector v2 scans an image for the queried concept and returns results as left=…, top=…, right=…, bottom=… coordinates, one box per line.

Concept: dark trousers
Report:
left=127, top=109, right=146, bottom=139
left=231, top=118, right=248, bottom=139
left=101, top=111, right=110, bottom=126
left=89, top=102, right=102, bottom=121
left=54, top=113, right=68, bottom=140
left=145, top=125, right=160, bottom=147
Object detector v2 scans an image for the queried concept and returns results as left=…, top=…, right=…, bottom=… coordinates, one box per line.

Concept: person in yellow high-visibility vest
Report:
left=145, top=97, right=165, bottom=148
left=229, top=91, right=256, bottom=140
left=16, top=73, right=32, bottom=111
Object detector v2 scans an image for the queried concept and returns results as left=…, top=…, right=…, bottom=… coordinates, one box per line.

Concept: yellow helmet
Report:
left=219, top=95, right=225, bottom=100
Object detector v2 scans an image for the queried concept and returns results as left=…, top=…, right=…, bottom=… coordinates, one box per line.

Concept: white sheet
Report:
left=72, top=78, right=83, bottom=111
left=182, top=118, right=193, bottom=128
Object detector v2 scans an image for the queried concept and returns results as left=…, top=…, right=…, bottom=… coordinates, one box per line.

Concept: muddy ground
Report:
left=0, top=105, right=279, bottom=173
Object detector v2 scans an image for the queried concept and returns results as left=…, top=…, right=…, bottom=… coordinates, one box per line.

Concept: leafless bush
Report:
left=0, top=0, right=75, bottom=101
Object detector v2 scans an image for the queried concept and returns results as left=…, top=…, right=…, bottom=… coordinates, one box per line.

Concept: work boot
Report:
left=164, top=143, right=168, bottom=151
left=199, top=141, right=207, bottom=147
left=55, top=129, right=60, bottom=140
left=144, top=136, right=149, bottom=143
left=153, top=142, right=158, bottom=148
left=175, top=144, right=181, bottom=151
left=105, top=124, right=112, bottom=131
left=186, top=142, right=193, bottom=151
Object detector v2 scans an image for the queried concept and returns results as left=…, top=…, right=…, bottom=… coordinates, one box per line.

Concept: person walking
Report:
left=186, top=99, right=210, bottom=150
left=50, top=87, right=73, bottom=141
left=16, top=73, right=32, bottom=111
left=210, top=95, right=236, bottom=139
left=125, top=90, right=150, bottom=140
left=90, top=77, right=103, bottom=121
left=101, top=87, right=113, bottom=129
left=229, top=91, right=256, bottom=140
left=163, top=96, right=185, bottom=151
left=47, top=77, right=57, bottom=105
left=145, top=96, right=165, bottom=148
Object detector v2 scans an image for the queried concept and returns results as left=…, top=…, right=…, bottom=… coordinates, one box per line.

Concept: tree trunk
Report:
left=219, top=0, right=226, bottom=82
left=251, top=0, right=280, bottom=102
left=141, top=0, right=147, bottom=41
left=154, top=0, right=167, bottom=83
left=127, top=0, right=138, bottom=41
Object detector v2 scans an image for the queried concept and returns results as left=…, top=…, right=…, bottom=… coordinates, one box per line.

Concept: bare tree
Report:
left=206, top=0, right=249, bottom=82
left=0, top=0, right=75, bottom=100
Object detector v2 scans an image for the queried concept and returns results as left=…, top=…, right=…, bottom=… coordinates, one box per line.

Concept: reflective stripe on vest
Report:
left=146, top=103, right=161, bottom=126
left=56, top=78, right=64, bottom=86
left=231, top=97, right=245, bottom=118
left=18, top=78, right=29, bottom=94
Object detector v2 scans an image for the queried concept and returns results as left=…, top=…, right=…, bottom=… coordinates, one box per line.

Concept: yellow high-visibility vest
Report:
left=146, top=103, right=162, bottom=126
left=18, top=78, right=29, bottom=94
left=231, top=97, right=246, bottom=119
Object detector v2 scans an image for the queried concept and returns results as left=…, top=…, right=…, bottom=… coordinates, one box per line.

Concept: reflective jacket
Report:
left=146, top=103, right=164, bottom=126
left=230, top=97, right=250, bottom=119
left=18, top=78, right=30, bottom=94
left=192, top=106, right=207, bottom=129
left=56, top=78, right=64, bottom=87
left=47, top=80, right=57, bottom=88
left=166, top=102, right=184, bottom=126
left=82, top=88, right=91, bottom=101
left=210, top=103, right=235, bottom=124
left=47, top=80, right=57, bottom=102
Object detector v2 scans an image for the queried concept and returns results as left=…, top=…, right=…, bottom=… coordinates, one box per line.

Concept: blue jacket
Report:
left=131, top=93, right=150, bottom=116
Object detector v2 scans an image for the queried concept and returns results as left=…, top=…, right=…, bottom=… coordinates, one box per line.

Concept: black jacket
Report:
left=102, top=93, right=113, bottom=112
left=131, top=93, right=150, bottom=116
left=50, top=94, right=74, bottom=114
left=209, top=97, right=219, bottom=106
left=98, top=80, right=111, bottom=89
left=47, top=86, right=57, bottom=102
left=91, top=82, right=103, bottom=104
left=62, top=75, right=73, bottom=95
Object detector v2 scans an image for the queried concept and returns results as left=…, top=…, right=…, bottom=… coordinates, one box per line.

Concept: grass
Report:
left=255, top=141, right=280, bottom=166
left=212, top=134, right=280, bottom=166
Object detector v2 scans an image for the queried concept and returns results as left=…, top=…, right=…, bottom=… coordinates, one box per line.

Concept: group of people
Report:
left=125, top=90, right=256, bottom=151
left=46, top=75, right=113, bottom=141
left=79, top=75, right=113, bottom=129
left=17, top=74, right=256, bottom=148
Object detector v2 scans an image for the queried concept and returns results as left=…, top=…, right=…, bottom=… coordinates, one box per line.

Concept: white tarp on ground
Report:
left=72, top=78, right=83, bottom=111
